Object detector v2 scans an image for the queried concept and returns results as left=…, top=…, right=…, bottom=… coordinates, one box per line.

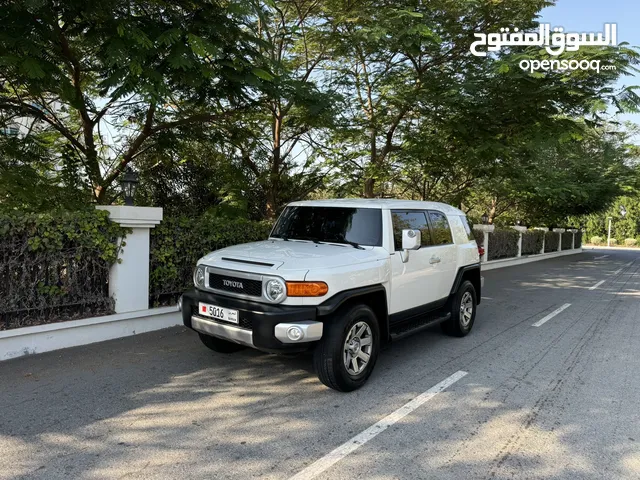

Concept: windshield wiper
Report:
left=332, top=235, right=365, bottom=250
left=339, top=239, right=365, bottom=250
left=294, top=236, right=322, bottom=244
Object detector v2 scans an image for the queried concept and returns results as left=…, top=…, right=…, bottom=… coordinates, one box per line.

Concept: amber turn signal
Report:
left=286, top=281, right=329, bottom=297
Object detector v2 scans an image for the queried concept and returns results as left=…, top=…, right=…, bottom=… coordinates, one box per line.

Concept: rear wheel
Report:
left=441, top=280, right=477, bottom=337
left=198, top=333, right=245, bottom=353
left=313, top=304, right=380, bottom=392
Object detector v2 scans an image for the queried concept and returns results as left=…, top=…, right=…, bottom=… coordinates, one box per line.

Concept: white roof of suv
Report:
left=288, top=198, right=465, bottom=216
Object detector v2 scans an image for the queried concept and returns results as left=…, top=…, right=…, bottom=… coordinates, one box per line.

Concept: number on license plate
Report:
left=198, top=302, right=239, bottom=324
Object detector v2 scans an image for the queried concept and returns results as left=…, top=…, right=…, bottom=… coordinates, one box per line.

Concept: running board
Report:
left=390, top=312, right=451, bottom=341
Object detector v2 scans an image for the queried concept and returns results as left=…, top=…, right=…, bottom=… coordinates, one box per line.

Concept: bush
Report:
left=561, top=231, right=573, bottom=250
left=590, top=236, right=603, bottom=246
left=625, top=238, right=638, bottom=247
left=149, top=215, right=273, bottom=306
left=575, top=231, right=583, bottom=248
left=545, top=231, right=560, bottom=252
left=521, top=230, right=544, bottom=255
left=609, top=238, right=617, bottom=246
left=0, top=210, right=128, bottom=330
left=472, top=228, right=484, bottom=247
left=487, top=228, right=519, bottom=261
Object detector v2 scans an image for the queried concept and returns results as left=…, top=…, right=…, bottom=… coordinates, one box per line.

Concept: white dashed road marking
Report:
left=532, top=303, right=572, bottom=327
left=589, top=280, right=605, bottom=291
left=288, top=371, right=468, bottom=480
left=594, top=255, right=610, bottom=259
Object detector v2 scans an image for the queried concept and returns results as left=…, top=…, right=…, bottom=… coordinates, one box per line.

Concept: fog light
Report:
left=286, top=326, right=304, bottom=341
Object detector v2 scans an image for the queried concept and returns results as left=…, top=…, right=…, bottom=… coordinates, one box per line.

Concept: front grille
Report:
left=191, top=305, right=253, bottom=330
left=208, top=273, right=262, bottom=297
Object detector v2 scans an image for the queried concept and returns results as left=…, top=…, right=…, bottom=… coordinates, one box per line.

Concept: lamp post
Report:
left=120, top=167, right=139, bottom=206
left=607, top=217, right=613, bottom=247
left=481, top=212, right=489, bottom=225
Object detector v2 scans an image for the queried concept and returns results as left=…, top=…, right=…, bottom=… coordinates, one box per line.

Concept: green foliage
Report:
left=625, top=238, right=638, bottom=247
left=487, top=229, right=519, bottom=261
left=575, top=231, right=582, bottom=248
left=149, top=215, right=273, bottom=305
left=472, top=229, right=484, bottom=247
left=561, top=232, right=574, bottom=251
left=590, top=236, right=603, bottom=246
left=521, top=230, right=544, bottom=255
left=0, top=209, right=128, bottom=329
left=545, top=231, right=560, bottom=252
left=0, top=0, right=273, bottom=204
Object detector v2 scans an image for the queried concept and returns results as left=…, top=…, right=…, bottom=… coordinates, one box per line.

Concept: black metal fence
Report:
left=0, top=211, right=126, bottom=330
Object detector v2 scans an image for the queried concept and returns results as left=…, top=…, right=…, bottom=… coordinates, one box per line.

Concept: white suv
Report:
left=180, top=199, right=482, bottom=391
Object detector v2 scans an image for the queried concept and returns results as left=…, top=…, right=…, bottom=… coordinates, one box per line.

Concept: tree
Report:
left=323, top=0, right=553, bottom=198
left=0, top=0, right=271, bottom=203
left=219, top=0, right=337, bottom=218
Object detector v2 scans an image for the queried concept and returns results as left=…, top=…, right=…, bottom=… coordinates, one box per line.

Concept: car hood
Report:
left=199, top=240, right=386, bottom=272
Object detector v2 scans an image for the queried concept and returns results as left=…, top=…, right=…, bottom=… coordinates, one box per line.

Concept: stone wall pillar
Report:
left=473, top=224, right=495, bottom=263
left=96, top=206, right=163, bottom=313
left=534, top=227, right=549, bottom=254
left=553, top=228, right=565, bottom=252
left=512, top=226, right=527, bottom=257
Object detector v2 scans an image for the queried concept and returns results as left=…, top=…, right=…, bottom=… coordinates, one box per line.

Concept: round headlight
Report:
left=193, top=265, right=205, bottom=288
left=264, top=278, right=286, bottom=303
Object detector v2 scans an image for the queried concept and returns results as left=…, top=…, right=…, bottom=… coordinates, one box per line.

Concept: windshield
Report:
left=270, top=206, right=382, bottom=247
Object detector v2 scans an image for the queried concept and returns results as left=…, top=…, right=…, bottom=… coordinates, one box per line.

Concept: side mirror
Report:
left=400, top=229, right=420, bottom=263
left=402, top=229, right=421, bottom=250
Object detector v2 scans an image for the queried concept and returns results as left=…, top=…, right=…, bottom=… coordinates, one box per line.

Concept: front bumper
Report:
left=181, top=288, right=323, bottom=353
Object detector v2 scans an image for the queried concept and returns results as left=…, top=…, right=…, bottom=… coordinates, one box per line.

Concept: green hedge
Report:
left=0, top=210, right=128, bottom=330
left=521, top=230, right=544, bottom=255
left=487, top=228, right=519, bottom=261
left=149, top=215, right=273, bottom=306
left=561, top=231, right=573, bottom=250
left=575, top=231, right=582, bottom=248
left=472, top=228, right=484, bottom=247
left=545, top=231, right=560, bottom=252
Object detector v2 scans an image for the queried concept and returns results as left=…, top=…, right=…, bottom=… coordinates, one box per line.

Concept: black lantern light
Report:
left=516, top=218, right=521, bottom=226
left=120, top=167, right=139, bottom=206
left=481, top=212, right=489, bottom=225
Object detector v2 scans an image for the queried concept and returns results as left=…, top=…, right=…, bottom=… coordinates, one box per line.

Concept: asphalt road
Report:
left=1, top=249, right=640, bottom=480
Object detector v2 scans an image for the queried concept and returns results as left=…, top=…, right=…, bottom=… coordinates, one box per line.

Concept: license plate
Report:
left=198, top=302, right=239, bottom=324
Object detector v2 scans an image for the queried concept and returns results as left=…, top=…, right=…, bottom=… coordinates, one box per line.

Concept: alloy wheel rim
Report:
left=460, top=291, right=474, bottom=326
left=343, top=321, right=373, bottom=375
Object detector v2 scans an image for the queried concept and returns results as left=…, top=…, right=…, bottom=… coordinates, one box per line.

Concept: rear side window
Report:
left=460, top=216, right=475, bottom=242
left=428, top=211, right=453, bottom=245
left=391, top=210, right=432, bottom=250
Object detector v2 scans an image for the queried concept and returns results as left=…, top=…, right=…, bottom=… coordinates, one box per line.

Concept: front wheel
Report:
left=441, top=280, right=477, bottom=337
left=198, top=333, right=245, bottom=353
left=313, top=304, right=380, bottom=392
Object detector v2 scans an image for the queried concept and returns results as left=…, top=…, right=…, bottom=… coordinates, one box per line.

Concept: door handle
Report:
left=429, top=256, right=441, bottom=264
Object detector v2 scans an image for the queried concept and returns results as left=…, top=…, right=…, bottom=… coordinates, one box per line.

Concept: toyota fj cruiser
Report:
left=180, top=199, right=482, bottom=392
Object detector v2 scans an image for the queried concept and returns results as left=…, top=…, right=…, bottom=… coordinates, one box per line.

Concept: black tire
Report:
left=313, top=304, right=380, bottom=392
left=198, top=333, right=245, bottom=353
left=441, top=280, right=477, bottom=337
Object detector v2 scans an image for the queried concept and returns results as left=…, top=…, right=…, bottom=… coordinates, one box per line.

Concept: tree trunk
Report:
left=265, top=188, right=277, bottom=220
left=363, top=178, right=375, bottom=198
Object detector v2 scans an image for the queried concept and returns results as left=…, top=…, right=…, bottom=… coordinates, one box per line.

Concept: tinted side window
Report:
left=428, top=211, right=453, bottom=245
left=391, top=210, right=432, bottom=250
